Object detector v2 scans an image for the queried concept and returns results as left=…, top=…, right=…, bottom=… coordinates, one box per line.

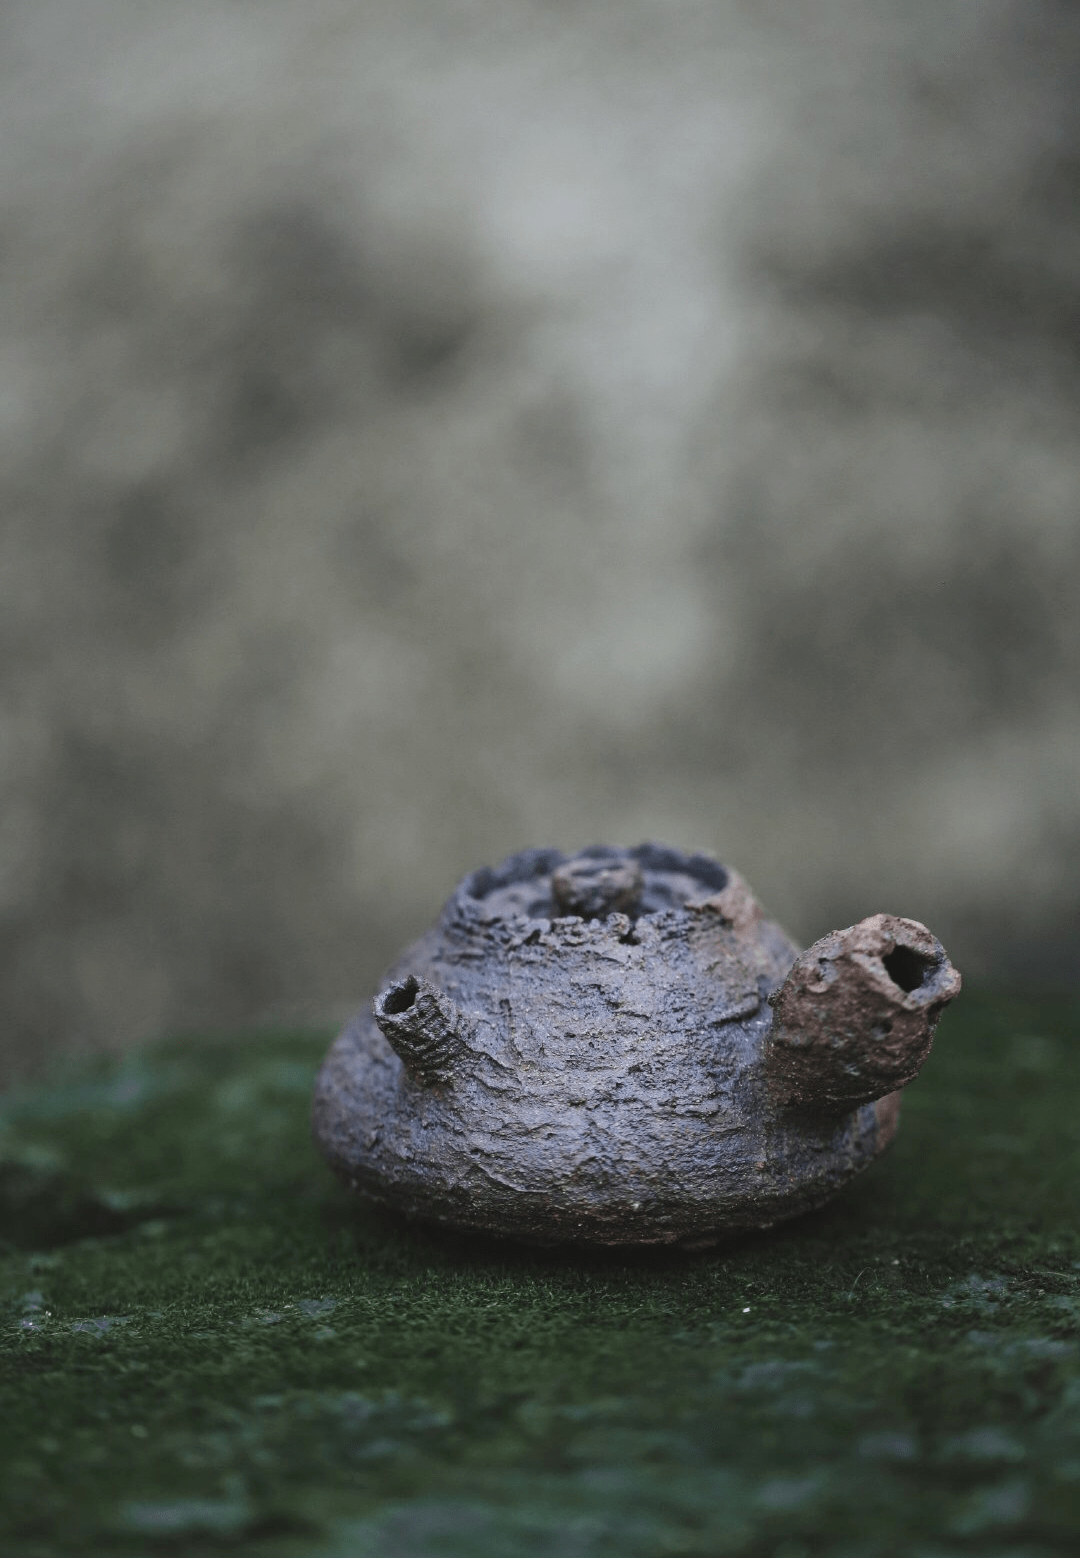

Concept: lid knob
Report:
left=551, top=855, right=644, bottom=920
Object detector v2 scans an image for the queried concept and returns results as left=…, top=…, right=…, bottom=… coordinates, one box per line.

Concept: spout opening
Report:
left=881, top=944, right=933, bottom=994
left=381, top=976, right=419, bottom=1016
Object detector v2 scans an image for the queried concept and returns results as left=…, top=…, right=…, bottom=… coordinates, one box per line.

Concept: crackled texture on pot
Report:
left=312, top=845, right=961, bottom=1246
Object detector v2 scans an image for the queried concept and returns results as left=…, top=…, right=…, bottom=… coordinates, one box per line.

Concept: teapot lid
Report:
left=448, top=843, right=731, bottom=927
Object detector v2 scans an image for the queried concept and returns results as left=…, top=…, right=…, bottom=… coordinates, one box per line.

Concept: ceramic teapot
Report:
left=313, top=844, right=960, bottom=1247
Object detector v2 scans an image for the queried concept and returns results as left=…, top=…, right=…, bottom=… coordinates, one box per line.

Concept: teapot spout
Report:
left=766, top=914, right=961, bottom=1111
left=374, top=975, right=469, bottom=1086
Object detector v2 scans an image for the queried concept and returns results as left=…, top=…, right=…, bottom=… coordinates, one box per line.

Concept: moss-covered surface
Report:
left=1, top=992, right=1079, bottom=1557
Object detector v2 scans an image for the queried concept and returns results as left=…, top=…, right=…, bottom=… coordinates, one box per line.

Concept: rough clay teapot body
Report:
left=313, top=845, right=961, bottom=1247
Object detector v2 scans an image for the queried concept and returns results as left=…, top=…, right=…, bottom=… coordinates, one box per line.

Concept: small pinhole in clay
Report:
left=882, top=945, right=931, bottom=994
left=383, top=976, right=419, bottom=1015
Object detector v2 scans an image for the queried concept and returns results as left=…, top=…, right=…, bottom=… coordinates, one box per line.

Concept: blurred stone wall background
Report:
left=1, top=0, right=1078, bottom=1085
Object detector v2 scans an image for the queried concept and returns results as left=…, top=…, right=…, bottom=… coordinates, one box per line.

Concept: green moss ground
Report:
left=1, top=992, right=1079, bottom=1556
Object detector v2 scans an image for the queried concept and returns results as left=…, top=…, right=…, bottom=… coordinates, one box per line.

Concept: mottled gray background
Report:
left=2, top=0, right=1078, bottom=1086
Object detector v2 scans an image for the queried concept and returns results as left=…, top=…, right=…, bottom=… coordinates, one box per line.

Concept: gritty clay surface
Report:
left=313, top=845, right=960, bottom=1246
